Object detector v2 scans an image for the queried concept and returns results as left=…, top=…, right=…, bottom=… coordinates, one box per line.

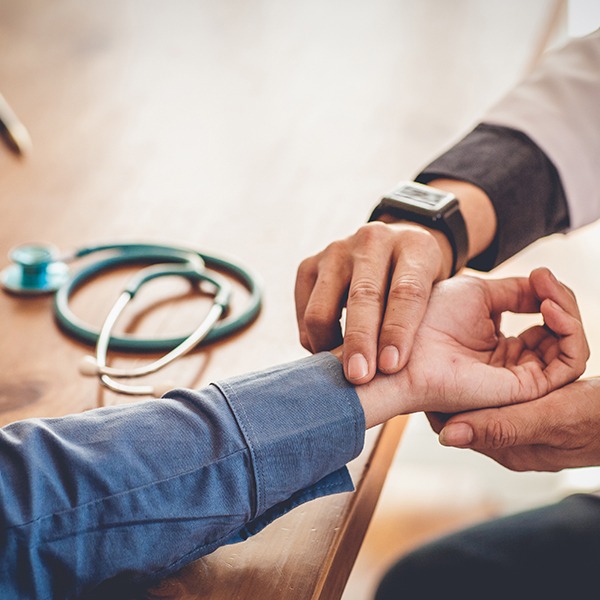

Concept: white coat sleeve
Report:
left=483, top=29, right=600, bottom=230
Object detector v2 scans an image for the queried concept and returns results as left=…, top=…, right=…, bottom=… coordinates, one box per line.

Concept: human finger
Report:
left=343, top=236, right=393, bottom=384
left=529, top=268, right=589, bottom=385
left=539, top=298, right=589, bottom=388
left=529, top=267, right=583, bottom=321
left=483, top=269, right=588, bottom=391
left=295, top=247, right=352, bottom=353
left=438, top=377, right=594, bottom=451
left=439, top=379, right=600, bottom=471
left=376, top=231, right=440, bottom=373
left=518, top=324, right=551, bottom=352
left=294, top=256, right=320, bottom=351
left=483, top=275, right=539, bottom=316
left=517, top=324, right=560, bottom=367
left=438, top=401, right=555, bottom=450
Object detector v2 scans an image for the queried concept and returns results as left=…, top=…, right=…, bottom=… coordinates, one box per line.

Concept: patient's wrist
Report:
left=328, top=348, right=413, bottom=427
left=328, top=349, right=386, bottom=428
left=354, top=371, right=414, bottom=428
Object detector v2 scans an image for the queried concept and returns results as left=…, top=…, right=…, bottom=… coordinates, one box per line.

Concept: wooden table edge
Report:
left=312, top=414, right=409, bottom=599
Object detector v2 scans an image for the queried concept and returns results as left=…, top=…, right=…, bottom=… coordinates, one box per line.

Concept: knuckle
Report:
left=388, top=276, right=429, bottom=305
left=322, top=239, right=347, bottom=257
left=343, top=327, right=374, bottom=346
left=380, top=320, right=412, bottom=338
left=354, top=222, right=392, bottom=248
left=303, top=304, right=338, bottom=331
left=296, top=256, right=319, bottom=278
left=317, top=241, right=353, bottom=272
left=561, top=282, right=577, bottom=300
left=347, top=278, right=384, bottom=306
left=483, top=418, right=518, bottom=450
left=302, top=241, right=348, bottom=272
left=303, top=252, right=323, bottom=268
left=395, top=224, right=443, bottom=255
left=297, top=256, right=311, bottom=270
left=379, top=319, right=415, bottom=347
left=358, top=221, right=389, bottom=238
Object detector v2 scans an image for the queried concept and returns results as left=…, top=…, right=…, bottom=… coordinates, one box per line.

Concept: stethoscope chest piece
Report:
left=1, top=244, right=70, bottom=295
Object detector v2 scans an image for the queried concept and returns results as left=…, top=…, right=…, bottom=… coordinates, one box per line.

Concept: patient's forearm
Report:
left=0, top=352, right=364, bottom=599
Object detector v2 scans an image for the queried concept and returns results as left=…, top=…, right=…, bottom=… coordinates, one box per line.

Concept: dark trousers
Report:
left=376, top=493, right=600, bottom=599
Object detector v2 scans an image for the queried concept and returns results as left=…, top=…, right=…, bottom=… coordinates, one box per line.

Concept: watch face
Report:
left=387, top=182, right=455, bottom=211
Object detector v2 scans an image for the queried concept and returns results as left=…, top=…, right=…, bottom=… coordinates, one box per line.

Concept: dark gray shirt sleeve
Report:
left=415, top=123, right=570, bottom=271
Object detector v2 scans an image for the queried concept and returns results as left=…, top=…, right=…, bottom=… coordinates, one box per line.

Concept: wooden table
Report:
left=0, top=1, right=410, bottom=597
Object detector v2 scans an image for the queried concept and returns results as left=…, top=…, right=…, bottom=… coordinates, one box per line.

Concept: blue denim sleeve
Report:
left=0, top=352, right=364, bottom=599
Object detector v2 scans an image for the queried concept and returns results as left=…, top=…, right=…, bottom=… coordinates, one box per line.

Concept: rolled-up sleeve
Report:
left=416, top=123, right=569, bottom=270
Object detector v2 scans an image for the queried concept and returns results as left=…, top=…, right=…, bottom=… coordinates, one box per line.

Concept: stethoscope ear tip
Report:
left=79, top=355, right=100, bottom=376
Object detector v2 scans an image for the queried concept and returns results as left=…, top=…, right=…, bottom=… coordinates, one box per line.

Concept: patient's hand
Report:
left=356, top=268, right=588, bottom=427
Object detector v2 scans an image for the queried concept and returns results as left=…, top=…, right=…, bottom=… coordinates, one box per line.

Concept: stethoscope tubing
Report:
left=53, top=243, right=263, bottom=353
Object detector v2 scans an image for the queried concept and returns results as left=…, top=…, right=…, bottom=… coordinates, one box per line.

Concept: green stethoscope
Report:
left=0, top=242, right=262, bottom=396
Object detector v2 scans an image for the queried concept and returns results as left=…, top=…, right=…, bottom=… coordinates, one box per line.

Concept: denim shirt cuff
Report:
left=215, top=352, right=365, bottom=520
left=225, top=467, right=354, bottom=546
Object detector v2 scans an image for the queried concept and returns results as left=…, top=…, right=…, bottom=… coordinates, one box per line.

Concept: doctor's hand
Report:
left=429, top=378, right=600, bottom=472
left=295, top=179, right=496, bottom=385
left=353, top=267, right=588, bottom=427
left=296, top=220, right=453, bottom=384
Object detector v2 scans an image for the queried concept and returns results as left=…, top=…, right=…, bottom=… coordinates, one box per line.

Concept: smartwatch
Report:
left=368, top=181, right=469, bottom=275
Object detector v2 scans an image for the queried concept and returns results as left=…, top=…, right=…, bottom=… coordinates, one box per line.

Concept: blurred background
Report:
left=1, top=0, right=600, bottom=598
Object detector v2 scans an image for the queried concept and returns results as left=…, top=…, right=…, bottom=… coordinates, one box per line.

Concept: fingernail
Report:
left=439, top=423, right=473, bottom=447
left=347, top=353, right=368, bottom=380
left=379, top=345, right=400, bottom=372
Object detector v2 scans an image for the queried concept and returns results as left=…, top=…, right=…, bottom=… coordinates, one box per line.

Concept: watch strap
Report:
left=368, top=187, right=469, bottom=276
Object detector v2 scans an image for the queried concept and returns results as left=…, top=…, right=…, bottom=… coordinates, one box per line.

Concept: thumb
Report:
left=438, top=403, right=550, bottom=450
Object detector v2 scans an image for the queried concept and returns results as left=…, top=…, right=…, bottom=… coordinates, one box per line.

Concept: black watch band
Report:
left=368, top=181, right=469, bottom=275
